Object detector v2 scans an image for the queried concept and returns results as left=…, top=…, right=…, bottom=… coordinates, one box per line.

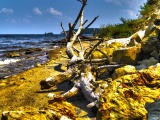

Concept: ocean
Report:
left=0, top=34, right=65, bottom=79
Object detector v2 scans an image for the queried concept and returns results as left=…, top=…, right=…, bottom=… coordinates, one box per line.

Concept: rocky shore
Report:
left=1, top=2, right=160, bottom=119
left=0, top=21, right=160, bottom=119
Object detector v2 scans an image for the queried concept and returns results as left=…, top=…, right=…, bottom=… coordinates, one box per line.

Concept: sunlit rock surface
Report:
left=112, top=44, right=141, bottom=64
left=97, top=63, right=160, bottom=119
left=2, top=99, right=90, bottom=120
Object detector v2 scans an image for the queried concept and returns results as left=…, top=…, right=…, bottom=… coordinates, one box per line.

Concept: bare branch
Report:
left=79, top=16, right=99, bottom=36
left=68, top=1, right=86, bottom=38
left=77, top=37, right=83, bottom=50
left=97, top=64, right=125, bottom=70
left=82, top=19, right=88, bottom=26
left=60, top=22, right=68, bottom=38
left=85, top=58, right=108, bottom=63
left=73, top=46, right=80, bottom=53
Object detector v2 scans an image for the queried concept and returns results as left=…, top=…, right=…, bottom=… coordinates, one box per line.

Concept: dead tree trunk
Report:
left=40, top=0, right=123, bottom=108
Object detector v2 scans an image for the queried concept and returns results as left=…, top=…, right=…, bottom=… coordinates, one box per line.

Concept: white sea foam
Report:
left=0, top=59, right=21, bottom=65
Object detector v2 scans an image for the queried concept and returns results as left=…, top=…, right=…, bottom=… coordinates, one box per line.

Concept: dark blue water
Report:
left=0, top=34, right=65, bottom=79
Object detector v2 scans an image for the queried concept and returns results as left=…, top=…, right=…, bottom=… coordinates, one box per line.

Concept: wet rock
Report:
left=97, top=63, right=160, bottom=119
left=24, top=48, right=42, bottom=54
left=6, top=52, right=20, bottom=58
left=112, top=44, right=141, bottom=64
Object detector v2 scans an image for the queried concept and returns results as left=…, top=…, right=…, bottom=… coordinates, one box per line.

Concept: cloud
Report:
left=0, top=8, right=14, bottom=14
left=47, top=8, right=62, bottom=16
left=33, top=8, right=42, bottom=15
left=127, top=0, right=147, bottom=9
left=127, top=10, right=137, bottom=18
left=104, top=0, right=121, bottom=5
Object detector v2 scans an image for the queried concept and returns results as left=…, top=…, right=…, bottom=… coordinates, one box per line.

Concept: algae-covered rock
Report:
left=97, top=63, right=160, bottom=120
left=112, top=44, right=141, bottom=64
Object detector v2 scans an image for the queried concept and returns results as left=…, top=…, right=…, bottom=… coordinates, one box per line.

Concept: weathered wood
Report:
left=40, top=0, right=125, bottom=109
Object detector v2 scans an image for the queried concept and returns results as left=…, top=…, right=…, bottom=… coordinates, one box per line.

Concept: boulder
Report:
left=97, top=63, right=160, bottom=119
left=112, top=44, right=141, bottom=65
left=141, top=37, right=158, bottom=54
left=129, top=29, right=146, bottom=44
left=91, top=42, right=125, bottom=62
left=144, top=22, right=156, bottom=37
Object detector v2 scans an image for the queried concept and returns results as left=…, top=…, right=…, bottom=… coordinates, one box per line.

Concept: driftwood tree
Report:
left=40, top=0, right=123, bottom=108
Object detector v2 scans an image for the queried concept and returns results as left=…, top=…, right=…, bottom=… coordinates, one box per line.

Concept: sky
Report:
left=0, top=0, right=147, bottom=34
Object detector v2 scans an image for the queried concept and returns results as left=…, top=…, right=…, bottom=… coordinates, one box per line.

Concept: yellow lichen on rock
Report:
left=112, top=65, right=137, bottom=79
left=97, top=64, right=160, bottom=120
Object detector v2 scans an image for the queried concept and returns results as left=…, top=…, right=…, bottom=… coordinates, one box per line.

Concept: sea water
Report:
left=0, top=34, right=65, bottom=78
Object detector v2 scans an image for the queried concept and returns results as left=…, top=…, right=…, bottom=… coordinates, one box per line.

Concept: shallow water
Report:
left=0, top=34, right=65, bottom=78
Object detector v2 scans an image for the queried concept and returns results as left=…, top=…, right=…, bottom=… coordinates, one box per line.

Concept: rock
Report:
left=136, top=57, right=159, bottom=70
left=108, top=42, right=125, bottom=49
left=91, top=42, right=125, bottom=62
left=129, top=29, right=146, bottom=44
left=6, top=52, right=20, bottom=58
left=0, top=82, right=7, bottom=87
left=112, top=65, right=136, bottom=79
left=141, top=25, right=160, bottom=55
left=2, top=100, right=89, bottom=120
left=135, top=64, right=147, bottom=70
left=145, top=99, right=160, bottom=120
left=25, top=48, right=42, bottom=54
left=112, top=44, right=141, bottom=65
left=36, top=63, right=41, bottom=67
left=146, top=57, right=159, bottom=66
left=153, top=13, right=160, bottom=25
left=97, top=63, right=160, bottom=119
left=141, top=37, right=158, bottom=54
left=144, top=22, right=156, bottom=37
